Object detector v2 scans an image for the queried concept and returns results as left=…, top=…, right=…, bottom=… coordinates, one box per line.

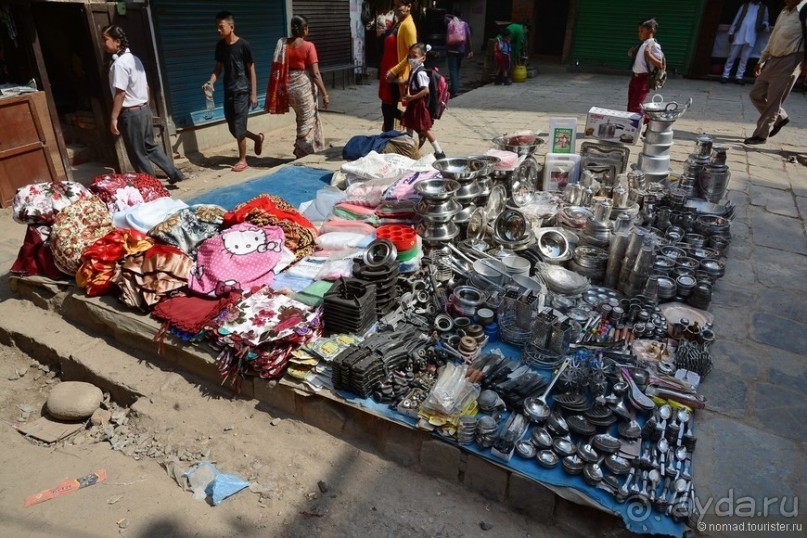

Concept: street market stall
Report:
left=7, top=95, right=733, bottom=537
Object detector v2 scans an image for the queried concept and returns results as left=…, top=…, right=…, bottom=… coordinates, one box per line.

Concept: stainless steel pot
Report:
left=642, top=142, right=674, bottom=157
left=638, top=153, right=671, bottom=174
left=644, top=129, right=674, bottom=145
left=647, top=119, right=675, bottom=133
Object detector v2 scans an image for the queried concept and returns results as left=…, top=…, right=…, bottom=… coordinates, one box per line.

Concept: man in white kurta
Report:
left=722, top=0, right=770, bottom=83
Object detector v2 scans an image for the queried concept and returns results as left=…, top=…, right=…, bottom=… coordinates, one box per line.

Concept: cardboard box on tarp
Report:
left=584, top=107, right=642, bottom=145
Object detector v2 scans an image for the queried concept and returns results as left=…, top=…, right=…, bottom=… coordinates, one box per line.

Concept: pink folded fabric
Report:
left=319, top=218, right=376, bottom=235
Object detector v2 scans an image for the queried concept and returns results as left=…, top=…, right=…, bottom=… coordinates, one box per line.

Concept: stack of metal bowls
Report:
left=639, top=96, right=692, bottom=183
left=568, top=245, right=609, bottom=284
left=414, top=179, right=461, bottom=254
left=433, top=158, right=484, bottom=241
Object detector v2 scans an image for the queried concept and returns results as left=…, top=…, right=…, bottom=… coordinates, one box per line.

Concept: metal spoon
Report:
left=682, top=457, right=692, bottom=481
left=617, top=467, right=636, bottom=500
left=658, top=404, right=672, bottom=433
left=654, top=476, right=672, bottom=512
left=523, top=360, right=569, bottom=422
left=667, top=477, right=689, bottom=514
left=647, top=469, right=661, bottom=502
left=675, top=446, right=688, bottom=465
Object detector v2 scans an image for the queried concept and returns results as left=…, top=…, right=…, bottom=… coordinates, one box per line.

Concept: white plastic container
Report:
left=542, top=153, right=581, bottom=192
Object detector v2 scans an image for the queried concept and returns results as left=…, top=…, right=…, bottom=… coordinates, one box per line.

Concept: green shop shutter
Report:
left=569, top=0, right=706, bottom=75
left=151, top=0, right=287, bottom=128
left=291, top=0, right=352, bottom=68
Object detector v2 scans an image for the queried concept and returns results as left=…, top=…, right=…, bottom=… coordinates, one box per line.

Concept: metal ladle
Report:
left=523, top=360, right=569, bottom=423
left=621, top=367, right=656, bottom=411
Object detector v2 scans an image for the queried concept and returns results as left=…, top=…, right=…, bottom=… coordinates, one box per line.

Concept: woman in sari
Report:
left=265, top=15, right=329, bottom=158
left=379, top=0, right=417, bottom=132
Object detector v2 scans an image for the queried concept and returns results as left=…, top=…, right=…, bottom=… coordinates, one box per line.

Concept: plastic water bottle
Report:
left=204, top=83, right=214, bottom=111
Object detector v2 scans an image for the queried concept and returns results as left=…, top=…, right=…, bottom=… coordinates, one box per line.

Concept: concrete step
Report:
left=65, top=143, right=92, bottom=167
left=2, top=276, right=633, bottom=537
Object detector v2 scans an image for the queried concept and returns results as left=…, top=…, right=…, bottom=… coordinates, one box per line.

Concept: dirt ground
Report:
left=0, top=343, right=567, bottom=538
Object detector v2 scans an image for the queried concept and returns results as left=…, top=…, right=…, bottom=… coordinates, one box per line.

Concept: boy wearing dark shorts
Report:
left=205, top=11, right=263, bottom=172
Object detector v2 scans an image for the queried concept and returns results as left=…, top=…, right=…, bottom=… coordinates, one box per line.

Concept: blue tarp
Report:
left=338, top=341, right=686, bottom=537
left=187, top=164, right=685, bottom=536
left=187, top=165, right=334, bottom=210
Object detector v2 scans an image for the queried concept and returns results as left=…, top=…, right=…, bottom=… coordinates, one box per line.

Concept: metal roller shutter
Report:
left=151, top=0, right=286, bottom=128
left=569, top=0, right=706, bottom=75
left=291, top=0, right=352, bottom=67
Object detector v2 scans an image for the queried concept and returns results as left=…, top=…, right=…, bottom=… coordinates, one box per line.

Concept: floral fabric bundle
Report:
left=76, top=229, right=153, bottom=296
left=209, top=288, right=321, bottom=383
left=13, top=181, right=90, bottom=225
left=50, top=195, right=113, bottom=276
left=148, top=204, right=226, bottom=255
left=89, top=173, right=170, bottom=213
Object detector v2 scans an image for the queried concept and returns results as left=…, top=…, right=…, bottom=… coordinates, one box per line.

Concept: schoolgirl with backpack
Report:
left=402, top=43, right=447, bottom=159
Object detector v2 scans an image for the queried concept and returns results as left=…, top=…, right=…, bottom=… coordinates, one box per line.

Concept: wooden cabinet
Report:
left=0, top=92, right=67, bottom=207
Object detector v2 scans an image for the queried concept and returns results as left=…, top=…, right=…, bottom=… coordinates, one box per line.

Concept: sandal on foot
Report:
left=231, top=162, right=249, bottom=172
left=255, top=133, right=265, bottom=156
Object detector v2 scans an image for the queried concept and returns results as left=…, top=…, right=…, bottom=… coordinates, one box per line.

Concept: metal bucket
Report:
left=698, top=165, right=731, bottom=203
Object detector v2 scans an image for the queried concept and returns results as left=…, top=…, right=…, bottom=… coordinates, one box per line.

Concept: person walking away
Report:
left=381, top=0, right=417, bottom=132
left=401, top=43, right=445, bottom=159
left=101, top=26, right=185, bottom=185
left=627, top=19, right=664, bottom=117
left=722, top=0, right=770, bottom=84
left=205, top=11, right=263, bottom=172
left=744, top=0, right=807, bottom=145
left=506, top=22, right=526, bottom=67
left=265, top=15, right=329, bottom=158
left=494, top=29, right=512, bottom=85
left=445, top=9, right=472, bottom=98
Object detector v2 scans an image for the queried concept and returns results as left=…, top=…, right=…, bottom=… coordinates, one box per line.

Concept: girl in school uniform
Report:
left=401, top=43, right=445, bottom=160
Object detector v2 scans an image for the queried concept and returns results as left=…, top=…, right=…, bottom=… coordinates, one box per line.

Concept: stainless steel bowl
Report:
left=466, top=155, right=501, bottom=176
left=414, top=198, right=461, bottom=222
left=492, top=133, right=545, bottom=156
left=455, top=180, right=481, bottom=202
left=414, top=179, right=461, bottom=201
left=432, top=158, right=485, bottom=180
left=415, top=220, right=460, bottom=242
left=493, top=208, right=529, bottom=242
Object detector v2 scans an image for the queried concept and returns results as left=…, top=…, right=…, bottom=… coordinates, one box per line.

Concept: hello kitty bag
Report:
left=188, top=222, right=286, bottom=297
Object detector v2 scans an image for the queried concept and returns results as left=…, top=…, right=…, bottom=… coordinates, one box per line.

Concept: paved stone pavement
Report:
left=1, top=64, right=805, bottom=535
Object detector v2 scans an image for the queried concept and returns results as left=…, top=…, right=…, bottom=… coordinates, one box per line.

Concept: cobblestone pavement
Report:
left=1, top=63, right=805, bottom=535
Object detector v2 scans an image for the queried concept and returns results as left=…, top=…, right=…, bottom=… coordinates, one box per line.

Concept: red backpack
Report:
left=426, top=67, right=449, bottom=120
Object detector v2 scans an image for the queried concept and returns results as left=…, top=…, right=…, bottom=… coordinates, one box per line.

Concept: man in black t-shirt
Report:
left=205, top=11, right=264, bottom=172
